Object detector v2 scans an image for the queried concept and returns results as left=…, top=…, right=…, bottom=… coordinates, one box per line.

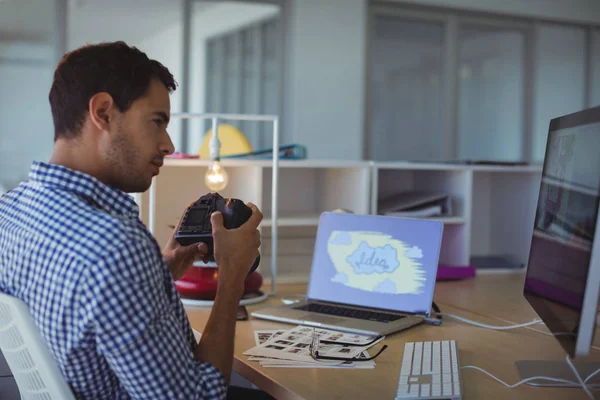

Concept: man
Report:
left=0, top=41, right=265, bottom=399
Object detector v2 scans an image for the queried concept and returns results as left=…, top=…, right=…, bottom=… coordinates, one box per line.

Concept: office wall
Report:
left=137, top=23, right=184, bottom=151
left=67, top=0, right=185, bottom=149
left=0, top=0, right=57, bottom=190
left=285, top=0, right=367, bottom=160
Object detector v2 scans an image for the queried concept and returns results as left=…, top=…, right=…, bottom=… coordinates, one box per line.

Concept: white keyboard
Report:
left=395, top=340, right=462, bottom=399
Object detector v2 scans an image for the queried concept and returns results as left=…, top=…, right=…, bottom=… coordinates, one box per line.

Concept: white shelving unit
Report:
left=469, top=165, right=544, bottom=270
left=371, top=162, right=474, bottom=267
left=137, top=159, right=543, bottom=283
left=371, top=162, right=543, bottom=270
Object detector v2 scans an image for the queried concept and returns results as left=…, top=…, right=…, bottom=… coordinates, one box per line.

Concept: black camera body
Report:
left=174, top=192, right=260, bottom=273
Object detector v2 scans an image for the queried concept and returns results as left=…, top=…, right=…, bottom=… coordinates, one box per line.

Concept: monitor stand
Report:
left=515, top=360, right=600, bottom=388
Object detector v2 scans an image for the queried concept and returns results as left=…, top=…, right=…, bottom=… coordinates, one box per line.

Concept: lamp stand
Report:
left=147, top=112, right=279, bottom=306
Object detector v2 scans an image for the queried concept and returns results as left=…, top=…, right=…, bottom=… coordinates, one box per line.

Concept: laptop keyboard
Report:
left=295, top=303, right=405, bottom=323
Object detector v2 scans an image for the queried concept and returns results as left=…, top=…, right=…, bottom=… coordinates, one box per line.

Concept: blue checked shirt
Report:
left=0, top=162, right=227, bottom=399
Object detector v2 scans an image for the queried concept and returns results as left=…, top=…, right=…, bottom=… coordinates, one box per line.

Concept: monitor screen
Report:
left=524, top=107, right=600, bottom=357
left=306, top=212, right=443, bottom=315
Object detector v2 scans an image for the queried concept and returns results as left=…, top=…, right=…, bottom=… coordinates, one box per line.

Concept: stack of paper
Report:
left=377, top=191, right=452, bottom=218
left=243, top=325, right=384, bottom=369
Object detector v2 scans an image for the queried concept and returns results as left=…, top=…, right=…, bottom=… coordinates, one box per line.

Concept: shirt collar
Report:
left=28, top=161, right=140, bottom=218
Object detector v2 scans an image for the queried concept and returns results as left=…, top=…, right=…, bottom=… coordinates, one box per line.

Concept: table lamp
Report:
left=147, top=112, right=280, bottom=307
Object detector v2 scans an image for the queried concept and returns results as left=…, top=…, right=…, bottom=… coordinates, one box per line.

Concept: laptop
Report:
left=251, top=212, right=444, bottom=336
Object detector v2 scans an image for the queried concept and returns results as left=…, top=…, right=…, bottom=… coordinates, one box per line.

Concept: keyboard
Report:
left=395, top=340, right=462, bottom=399
left=294, top=303, right=405, bottom=322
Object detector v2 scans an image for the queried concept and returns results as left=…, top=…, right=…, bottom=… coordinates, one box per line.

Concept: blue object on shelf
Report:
left=221, top=144, right=307, bottom=160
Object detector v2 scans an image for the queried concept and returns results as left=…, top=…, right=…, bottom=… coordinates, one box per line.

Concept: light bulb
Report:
left=204, top=160, right=229, bottom=191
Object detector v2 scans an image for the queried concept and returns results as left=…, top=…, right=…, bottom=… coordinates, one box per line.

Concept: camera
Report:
left=174, top=192, right=260, bottom=274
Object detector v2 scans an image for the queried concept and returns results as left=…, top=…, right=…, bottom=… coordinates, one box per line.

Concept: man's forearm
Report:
left=194, top=284, right=242, bottom=382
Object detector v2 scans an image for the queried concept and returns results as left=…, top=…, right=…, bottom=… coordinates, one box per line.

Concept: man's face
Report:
left=104, top=79, right=175, bottom=193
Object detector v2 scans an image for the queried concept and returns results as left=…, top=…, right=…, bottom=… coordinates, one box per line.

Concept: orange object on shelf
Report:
left=199, top=124, right=253, bottom=158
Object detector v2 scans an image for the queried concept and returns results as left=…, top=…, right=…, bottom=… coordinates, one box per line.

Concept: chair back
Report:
left=0, top=292, right=75, bottom=400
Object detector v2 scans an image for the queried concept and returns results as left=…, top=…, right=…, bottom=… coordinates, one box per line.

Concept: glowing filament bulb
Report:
left=205, top=160, right=228, bottom=191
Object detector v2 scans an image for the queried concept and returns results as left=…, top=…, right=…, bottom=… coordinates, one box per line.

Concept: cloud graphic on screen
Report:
left=346, top=241, right=400, bottom=274
left=373, top=279, right=397, bottom=294
left=329, top=231, right=352, bottom=245
left=405, top=246, right=423, bottom=259
left=331, top=271, right=349, bottom=284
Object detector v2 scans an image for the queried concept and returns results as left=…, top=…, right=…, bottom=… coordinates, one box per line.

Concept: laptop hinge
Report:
left=307, top=299, right=417, bottom=316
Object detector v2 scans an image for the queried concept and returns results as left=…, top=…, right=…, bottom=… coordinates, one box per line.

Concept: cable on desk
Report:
left=433, top=312, right=542, bottom=330
left=281, top=294, right=305, bottom=305
left=463, top=355, right=600, bottom=399
left=461, top=364, right=577, bottom=387
left=586, top=367, right=600, bottom=385
left=566, top=355, right=595, bottom=398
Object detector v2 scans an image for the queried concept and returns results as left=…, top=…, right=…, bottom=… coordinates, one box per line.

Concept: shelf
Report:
left=262, top=214, right=465, bottom=227
left=428, top=216, right=465, bottom=224
left=475, top=268, right=527, bottom=275
left=376, top=215, right=465, bottom=224
left=470, top=165, right=542, bottom=173
left=145, top=159, right=542, bottom=283
left=263, top=214, right=322, bottom=227
left=373, top=161, right=543, bottom=173
left=163, top=158, right=371, bottom=169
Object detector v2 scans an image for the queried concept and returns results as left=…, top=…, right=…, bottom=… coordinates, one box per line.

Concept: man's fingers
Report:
left=244, top=202, right=263, bottom=229
left=178, top=242, right=208, bottom=258
left=197, top=242, right=209, bottom=254
left=254, top=229, right=261, bottom=248
left=211, top=211, right=224, bottom=233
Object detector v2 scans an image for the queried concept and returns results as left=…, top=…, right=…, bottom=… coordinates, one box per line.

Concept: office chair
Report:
left=0, top=292, right=75, bottom=400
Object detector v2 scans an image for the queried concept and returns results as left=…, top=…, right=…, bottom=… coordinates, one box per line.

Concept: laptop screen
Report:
left=306, top=212, right=444, bottom=315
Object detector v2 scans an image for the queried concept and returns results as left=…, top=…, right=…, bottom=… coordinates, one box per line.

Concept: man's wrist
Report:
left=216, top=263, right=246, bottom=298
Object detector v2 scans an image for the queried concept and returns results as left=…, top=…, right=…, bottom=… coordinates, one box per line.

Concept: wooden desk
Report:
left=433, top=273, right=537, bottom=322
left=185, top=278, right=597, bottom=399
left=434, top=273, right=600, bottom=350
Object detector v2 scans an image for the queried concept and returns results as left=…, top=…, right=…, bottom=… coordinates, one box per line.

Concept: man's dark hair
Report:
left=49, top=41, right=177, bottom=140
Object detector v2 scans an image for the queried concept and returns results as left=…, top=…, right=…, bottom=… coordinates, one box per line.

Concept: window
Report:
left=368, top=15, right=445, bottom=162
left=368, top=5, right=600, bottom=164
left=458, top=25, right=525, bottom=161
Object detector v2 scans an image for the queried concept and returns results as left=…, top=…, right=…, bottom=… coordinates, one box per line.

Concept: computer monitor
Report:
left=519, top=105, right=600, bottom=386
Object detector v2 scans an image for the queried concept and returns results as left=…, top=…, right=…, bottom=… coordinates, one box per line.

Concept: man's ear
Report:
left=89, top=92, right=117, bottom=132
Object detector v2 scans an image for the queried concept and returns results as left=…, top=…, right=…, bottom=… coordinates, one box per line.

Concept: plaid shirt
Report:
left=0, top=162, right=227, bottom=399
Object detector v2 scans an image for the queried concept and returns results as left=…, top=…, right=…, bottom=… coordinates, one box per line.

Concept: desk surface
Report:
left=185, top=275, right=598, bottom=400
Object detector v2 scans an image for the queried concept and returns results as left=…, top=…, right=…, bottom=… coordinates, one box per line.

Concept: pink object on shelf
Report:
left=166, top=152, right=200, bottom=159
left=436, top=265, right=476, bottom=281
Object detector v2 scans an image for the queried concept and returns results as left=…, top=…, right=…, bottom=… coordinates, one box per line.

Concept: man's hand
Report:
left=211, top=202, right=263, bottom=297
left=194, top=202, right=263, bottom=382
left=162, top=229, right=210, bottom=281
